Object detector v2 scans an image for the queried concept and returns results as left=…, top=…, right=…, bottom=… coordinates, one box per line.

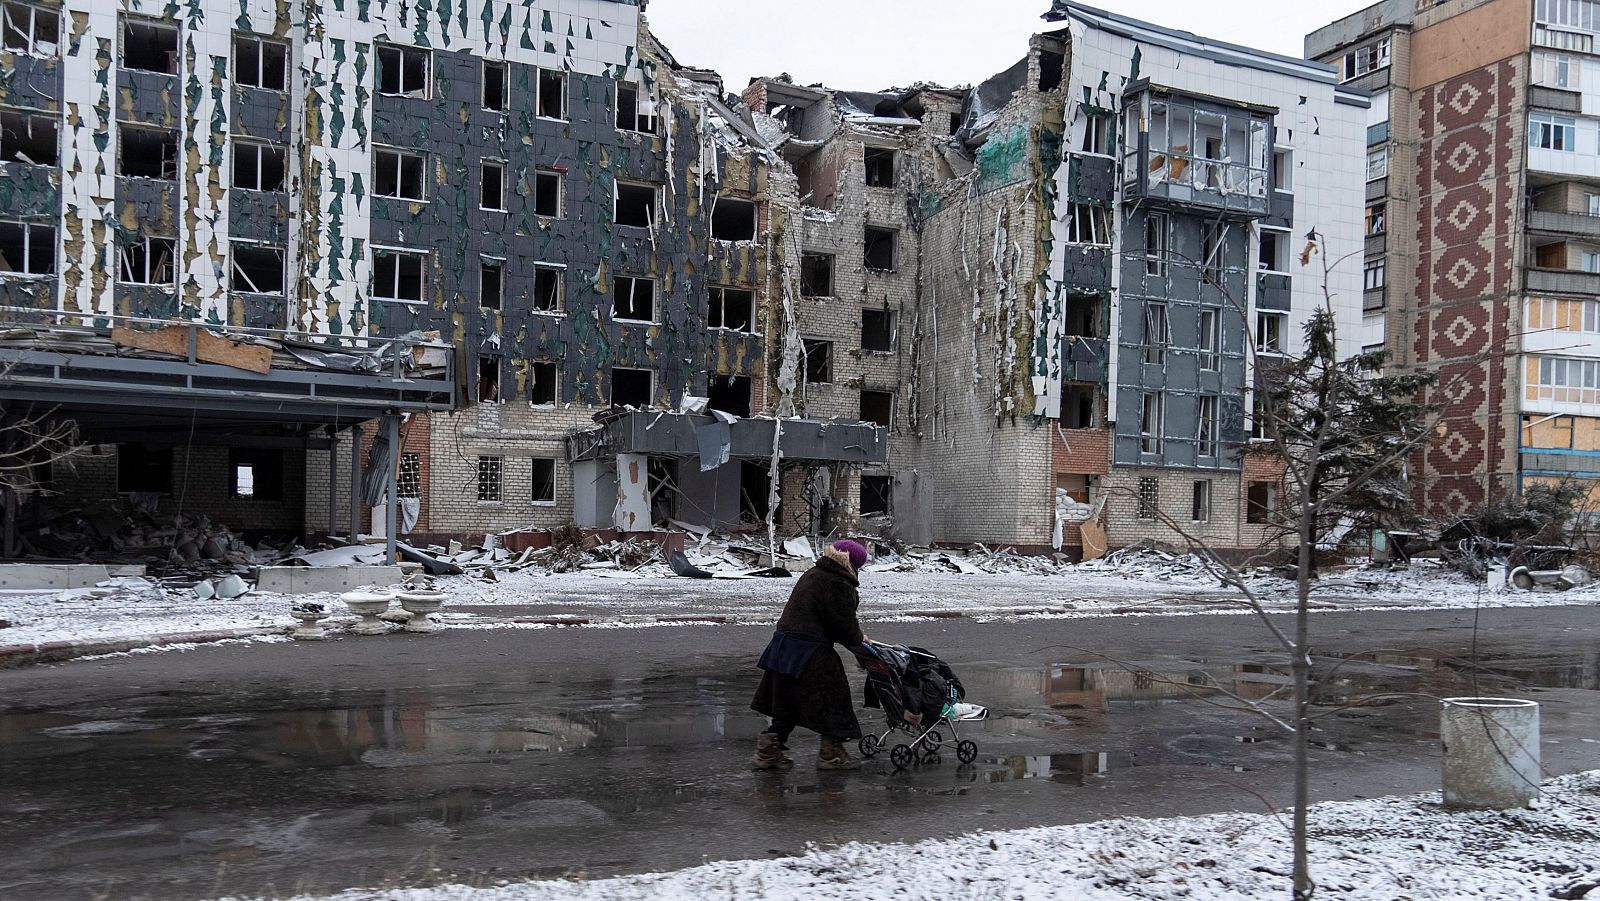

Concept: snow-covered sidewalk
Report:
left=230, top=771, right=1599, bottom=900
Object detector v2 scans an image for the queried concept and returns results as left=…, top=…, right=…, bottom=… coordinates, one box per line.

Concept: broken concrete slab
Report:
left=255, top=566, right=403, bottom=595
left=0, top=564, right=115, bottom=590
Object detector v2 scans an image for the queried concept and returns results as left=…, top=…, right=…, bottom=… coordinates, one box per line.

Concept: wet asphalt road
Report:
left=1, top=606, right=1597, bottom=901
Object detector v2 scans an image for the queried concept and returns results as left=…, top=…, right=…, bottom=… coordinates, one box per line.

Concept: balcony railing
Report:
left=1530, top=84, right=1582, bottom=115
left=1526, top=267, right=1600, bottom=296
left=1528, top=207, right=1600, bottom=240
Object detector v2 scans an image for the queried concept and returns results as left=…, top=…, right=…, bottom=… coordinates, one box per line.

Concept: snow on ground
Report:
left=235, top=771, right=1600, bottom=900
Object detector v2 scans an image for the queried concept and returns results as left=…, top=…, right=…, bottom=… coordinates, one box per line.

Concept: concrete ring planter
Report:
left=290, top=607, right=330, bottom=641
left=1441, top=697, right=1541, bottom=810
left=342, top=591, right=396, bottom=636
left=397, top=590, right=447, bottom=634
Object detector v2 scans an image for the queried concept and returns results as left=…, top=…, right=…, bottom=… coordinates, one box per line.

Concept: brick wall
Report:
left=51, top=444, right=306, bottom=535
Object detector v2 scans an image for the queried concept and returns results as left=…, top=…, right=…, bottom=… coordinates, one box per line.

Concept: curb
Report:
left=0, top=626, right=288, bottom=670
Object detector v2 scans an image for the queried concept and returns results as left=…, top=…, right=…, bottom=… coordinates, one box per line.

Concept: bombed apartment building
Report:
left=745, top=2, right=1368, bottom=556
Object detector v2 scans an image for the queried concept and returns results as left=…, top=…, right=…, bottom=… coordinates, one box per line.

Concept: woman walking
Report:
left=750, top=539, right=870, bottom=770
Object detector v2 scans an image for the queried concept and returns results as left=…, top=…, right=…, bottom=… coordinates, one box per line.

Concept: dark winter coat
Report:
left=751, top=553, right=865, bottom=740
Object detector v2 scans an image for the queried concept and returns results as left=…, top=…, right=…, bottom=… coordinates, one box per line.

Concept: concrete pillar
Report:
left=614, top=453, right=650, bottom=532
left=327, top=435, right=338, bottom=538
left=384, top=415, right=400, bottom=565
left=1441, top=697, right=1540, bottom=809
left=349, top=426, right=362, bottom=538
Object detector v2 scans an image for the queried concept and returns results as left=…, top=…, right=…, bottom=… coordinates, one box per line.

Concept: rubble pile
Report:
left=18, top=506, right=289, bottom=572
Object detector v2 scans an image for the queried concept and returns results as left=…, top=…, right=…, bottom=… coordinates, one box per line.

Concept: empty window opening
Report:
left=480, top=161, right=505, bottom=211
left=1140, top=391, right=1164, bottom=454
left=863, top=226, right=897, bottom=271
left=739, top=461, right=771, bottom=523
left=1080, top=111, right=1111, bottom=155
left=612, top=275, right=655, bottom=322
left=479, top=258, right=503, bottom=310
left=1191, top=480, right=1212, bottom=522
left=864, top=147, right=896, bottom=187
left=534, top=169, right=563, bottom=217
left=1065, top=294, right=1100, bottom=338
left=1259, top=229, right=1290, bottom=272
left=377, top=43, right=430, bottom=97
left=801, top=253, right=834, bottom=296
left=481, top=60, right=507, bottom=111
left=119, top=125, right=177, bottom=179
left=862, top=308, right=895, bottom=351
left=1062, top=383, right=1098, bottom=429
left=610, top=367, right=653, bottom=407
left=1142, top=212, right=1168, bottom=277
left=1366, top=203, right=1386, bottom=236
left=117, top=444, right=172, bottom=493
left=533, top=264, right=563, bottom=313
left=1067, top=203, right=1112, bottom=245
left=1196, top=394, right=1219, bottom=457
left=616, top=181, right=657, bottom=228
left=1257, top=311, right=1287, bottom=354
left=860, top=389, right=894, bottom=428
left=538, top=68, right=566, bottom=119
left=1202, top=222, right=1227, bottom=284
left=1136, top=477, right=1159, bottom=519
left=372, top=249, right=426, bottom=303
left=235, top=34, right=287, bottom=91
left=949, top=111, right=963, bottom=134
left=1038, top=47, right=1066, bottom=92
left=531, top=457, right=556, bottom=504
left=118, top=236, right=174, bottom=285
left=123, top=19, right=178, bottom=74
left=860, top=474, right=892, bottom=516
left=711, top=197, right=757, bottom=241
left=1273, top=148, right=1293, bottom=192
left=374, top=147, right=426, bottom=201
left=1198, top=307, right=1220, bottom=370
left=529, top=360, right=558, bottom=405
left=230, top=242, right=284, bottom=294
left=232, top=140, right=285, bottom=191
left=477, top=455, right=502, bottom=502
left=0, top=221, right=54, bottom=276
left=802, top=339, right=833, bottom=384
left=1058, top=473, right=1092, bottom=505
left=1247, top=481, right=1278, bottom=524
left=477, top=355, right=502, bottom=403
left=397, top=452, right=421, bottom=498
left=708, top=374, right=752, bottom=418
left=616, top=81, right=656, bottom=133
left=0, top=109, right=58, bottom=165
left=2, top=3, right=59, bottom=57
left=709, top=286, right=754, bottom=332
left=1143, top=303, right=1169, bottom=365
left=229, top=448, right=283, bottom=500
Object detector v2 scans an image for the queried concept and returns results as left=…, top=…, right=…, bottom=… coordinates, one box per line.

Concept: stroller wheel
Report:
left=924, top=730, right=943, bottom=753
left=956, top=739, right=978, bottom=764
left=889, top=743, right=915, bottom=770
left=858, top=734, right=882, bottom=758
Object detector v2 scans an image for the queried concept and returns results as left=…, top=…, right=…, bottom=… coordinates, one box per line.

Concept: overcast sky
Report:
left=643, top=0, right=1379, bottom=94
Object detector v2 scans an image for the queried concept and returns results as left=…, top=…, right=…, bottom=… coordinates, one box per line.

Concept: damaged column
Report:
left=614, top=453, right=651, bottom=532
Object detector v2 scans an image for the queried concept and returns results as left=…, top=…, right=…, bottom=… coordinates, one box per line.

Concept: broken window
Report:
left=538, top=68, right=566, bottom=119
left=612, top=275, right=655, bottom=322
left=374, top=147, right=426, bottom=201
left=860, top=389, right=894, bottom=428
left=1136, top=477, right=1159, bottom=519
left=616, top=81, right=656, bottom=133
left=118, top=236, right=174, bottom=285
left=1202, top=222, right=1226, bottom=285
left=802, top=339, right=832, bottom=384
left=1198, top=308, right=1220, bottom=371
left=711, top=197, right=757, bottom=242
left=0, top=109, right=58, bottom=166
left=372, top=249, right=426, bottom=303
left=708, top=374, right=752, bottom=418
left=529, top=360, right=557, bottom=405
left=533, top=264, right=564, bottom=313
left=1247, top=481, right=1277, bottom=524
left=2, top=2, right=58, bottom=57
left=231, top=140, right=285, bottom=191
left=1066, top=204, right=1111, bottom=245
left=230, top=241, right=284, bottom=295
left=1366, top=147, right=1388, bottom=181
left=1251, top=389, right=1270, bottom=440
left=482, top=60, right=507, bottom=111
left=860, top=474, right=892, bottom=516
left=119, top=125, right=177, bottom=179
left=534, top=169, right=564, bottom=218
left=0, top=221, right=54, bottom=276
left=234, top=34, right=288, bottom=91
left=1144, top=213, right=1167, bottom=276
left=1196, top=394, right=1219, bottom=457
left=377, top=43, right=430, bottom=98
left=610, top=367, right=653, bottom=407
left=123, top=18, right=178, bottom=75
left=1065, top=295, right=1100, bottom=338
left=1256, top=311, right=1286, bottom=355
left=477, top=355, right=501, bottom=403
left=1142, top=304, right=1169, bottom=365
left=1259, top=228, right=1289, bottom=273
left=864, top=147, right=896, bottom=187
left=1366, top=202, right=1387, bottom=236
left=949, top=112, right=963, bottom=135
left=229, top=448, right=283, bottom=500
left=1191, top=480, right=1212, bottom=523
left=117, top=444, right=172, bottom=494
left=477, top=455, right=503, bottom=502
left=1080, top=111, right=1112, bottom=155
left=615, top=181, right=656, bottom=228
left=862, top=308, right=895, bottom=351
left=709, top=286, right=754, bottom=332
left=480, top=160, right=505, bottom=211
left=801, top=253, right=834, bottom=296
left=863, top=225, right=897, bottom=271
left=531, top=457, right=556, bottom=504
left=1062, top=383, right=1098, bottom=428
left=1341, top=37, right=1391, bottom=82
left=397, top=452, right=421, bottom=498
left=1139, top=391, right=1164, bottom=454
left=479, top=258, right=503, bottom=310
left=1039, top=46, right=1065, bottom=91
left=1272, top=148, right=1293, bottom=192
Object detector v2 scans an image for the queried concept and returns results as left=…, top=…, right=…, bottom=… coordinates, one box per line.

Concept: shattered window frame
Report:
left=1191, top=479, right=1212, bottom=523
left=231, top=138, right=286, bottom=192
left=1, top=1, right=58, bottom=57
left=800, top=252, right=835, bottom=297
left=612, top=275, right=656, bottom=324
left=863, top=147, right=896, bottom=188
left=233, top=33, right=288, bottom=92
left=1080, top=110, right=1113, bottom=157
left=370, top=247, right=428, bottom=305
left=476, top=455, right=503, bottom=503
left=615, top=80, right=657, bottom=134
left=710, top=196, right=758, bottom=242
left=477, top=353, right=502, bottom=403
left=1144, top=213, right=1168, bottom=277
left=534, top=169, right=565, bottom=218
left=1136, top=477, right=1159, bottom=519
left=801, top=338, right=833, bottom=384
left=528, top=360, right=558, bottom=406
left=1341, top=37, right=1392, bottom=82
left=1142, top=303, right=1169, bottom=365
left=708, top=286, right=755, bottom=333
left=1366, top=147, right=1389, bottom=181
left=1197, top=307, right=1220, bottom=371
left=1366, top=202, right=1387, bottom=236
left=481, top=59, right=508, bottom=112
left=860, top=474, right=892, bottom=516
left=1272, top=147, right=1293, bottom=193
left=121, top=16, right=179, bottom=76
left=0, top=220, right=55, bottom=277
left=530, top=457, right=557, bottom=505
left=1065, top=204, right=1112, bottom=247
left=614, top=180, right=657, bottom=229
left=117, top=235, right=176, bottom=286
left=537, top=67, right=568, bottom=121
left=117, top=123, right=178, bottom=180
left=1247, top=481, right=1277, bottom=524
left=0, top=107, right=59, bottom=166
left=1256, top=311, right=1287, bottom=355
left=228, top=240, right=286, bottom=296
left=479, top=257, right=504, bottom=311
left=376, top=42, right=432, bottom=99
left=609, top=366, right=654, bottom=408
left=1201, top=222, right=1227, bottom=286
left=373, top=146, right=428, bottom=202
left=1139, top=391, right=1164, bottom=455
left=863, top=225, right=898, bottom=272
left=532, top=263, right=565, bottom=314
left=480, top=159, right=506, bottom=211
left=1258, top=227, right=1289, bottom=273
left=1196, top=394, right=1219, bottom=457
left=859, top=389, right=895, bottom=429
left=861, top=308, right=896, bottom=352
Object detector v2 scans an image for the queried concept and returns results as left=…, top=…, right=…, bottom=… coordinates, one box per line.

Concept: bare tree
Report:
left=0, top=391, right=83, bottom=557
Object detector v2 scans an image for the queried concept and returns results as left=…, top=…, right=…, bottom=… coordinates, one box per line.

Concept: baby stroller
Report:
left=856, top=640, right=987, bottom=769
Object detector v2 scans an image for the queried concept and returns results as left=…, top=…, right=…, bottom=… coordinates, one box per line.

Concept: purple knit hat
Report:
left=831, top=539, right=868, bottom=571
